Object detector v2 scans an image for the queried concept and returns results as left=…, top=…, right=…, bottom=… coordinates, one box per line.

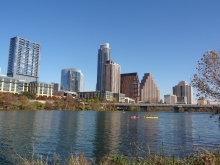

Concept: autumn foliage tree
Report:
left=191, top=50, right=220, bottom=101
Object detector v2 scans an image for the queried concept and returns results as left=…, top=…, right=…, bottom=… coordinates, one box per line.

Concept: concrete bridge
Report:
left=114, top=103, right=220, bottom=113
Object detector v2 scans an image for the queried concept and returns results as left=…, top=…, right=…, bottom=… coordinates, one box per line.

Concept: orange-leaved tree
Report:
left=191, top=50, right=220, bottom=101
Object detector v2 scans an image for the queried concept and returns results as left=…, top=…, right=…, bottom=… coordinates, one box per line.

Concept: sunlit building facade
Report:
left=7, top=36, right=41, bottom=82
left=164, top=94, right=177, bottom=104
left=0, top=75, right=53, bottom=96
left=173, top=81, right=193, bottom=104
left=28, top=81, right=54, bottom=97
left=140, top=73, right=160, bottom=103
left=60, top=68, right=85, bottom=92
left=0, top=75, right=28, bottom=93
left=105, top=60, right=120, bottom=93
left=77, top=91, right=125, bottom=102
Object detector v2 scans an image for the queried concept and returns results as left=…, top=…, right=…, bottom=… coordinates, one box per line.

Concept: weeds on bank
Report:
left=15, top=150, right=220, bottom=165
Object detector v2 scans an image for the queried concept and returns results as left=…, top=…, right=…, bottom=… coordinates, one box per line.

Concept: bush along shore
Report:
left=0, top=92, right=118, bottom=110
left=0, top=92, right=218, bottom=112
left=9, top=151, right=220, bottom=165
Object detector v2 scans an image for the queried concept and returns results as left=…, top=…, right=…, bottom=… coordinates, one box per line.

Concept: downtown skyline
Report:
left=1, top=1, right=220, bottom=102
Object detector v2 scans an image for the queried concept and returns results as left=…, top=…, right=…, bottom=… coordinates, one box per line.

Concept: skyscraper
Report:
left=173, top=80, right=193, bottom=104
left=140, top=73, right=160, bottom=103
left=120, top=73, right=140, bottom=102
left=60, top=68, right=85, bottom=92
left=96, top=43, right=110, bottom=91
left=105, top=60, right=121, bottom=93
left=7, top=36, right=41, bottom=82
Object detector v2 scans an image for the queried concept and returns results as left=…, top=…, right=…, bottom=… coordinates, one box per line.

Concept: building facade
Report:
left=197, top=98, right=210, bottom=105
left=164, top=94, right=177, bottom=104
left=51, top=82, right=59, bottom=95
left=105, top=60, right=120, bottom=93
left=177, top=96, right=187, bottom=104
left=60, top=68, right=85, bottom=92
left=0, top=75, right=28, bottom=93
left=78, top=91, right=125, bottom=102
left=96, top=43, right=110, bottom=91
left=140, top=73, right=160, bottom=103
left=0, top=75, right=53, bottom=97
left=28, top=81, right=54, bottom=97
left=120, top=73, right=139, bottom=102
left=173, top=81, right=193, bottom=104
left=7, top=36, right=41, bottom=82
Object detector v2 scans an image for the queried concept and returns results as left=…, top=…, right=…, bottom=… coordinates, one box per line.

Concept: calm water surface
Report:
left=0, top=110, right=219, bottom=164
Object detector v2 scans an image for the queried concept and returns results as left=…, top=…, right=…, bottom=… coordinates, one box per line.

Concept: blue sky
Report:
left=1, top=0, right=220, bottom=102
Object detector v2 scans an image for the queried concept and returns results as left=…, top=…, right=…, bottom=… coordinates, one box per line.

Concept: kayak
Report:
left=130, top=116, right=139, bottom=118
left=144, top=116, right=158, bottom=118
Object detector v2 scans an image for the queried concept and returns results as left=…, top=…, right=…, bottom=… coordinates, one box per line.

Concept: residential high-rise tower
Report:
left=105, top=60, right=121, bottom=93
left=7, top=36, right=41, bottom=82
left=96, top=43, right=110, bottom=91
left=140, top=73, right=160, bottom=103
left=60, top=68, right=85, bottom=92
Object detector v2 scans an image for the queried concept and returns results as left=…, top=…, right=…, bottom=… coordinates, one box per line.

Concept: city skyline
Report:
left=1, top=1, right=220, bottom=102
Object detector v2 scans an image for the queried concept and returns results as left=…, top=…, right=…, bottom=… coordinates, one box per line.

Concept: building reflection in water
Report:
left=92, top=111, right=122, bottom=159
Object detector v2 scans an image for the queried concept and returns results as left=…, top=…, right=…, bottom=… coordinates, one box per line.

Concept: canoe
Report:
left=144, top=116, right=158, bottom=118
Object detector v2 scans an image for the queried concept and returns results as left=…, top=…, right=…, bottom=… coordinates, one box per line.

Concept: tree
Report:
left=34, top=101, right=45, bottom=110
left=2, top=93, right=14, bottom=109
left=44, top=101, right=53, bottom=110
left=64, top=95, right=75, bottom=110
left=0, top=92, right=3, bottom=107
left=54, top=99, right=63, bottom=110
left=191, top=50, right=220, bottom=101
left=17, top=95, right=29, bottom=109
left=20, top=92, right=36, bottom=100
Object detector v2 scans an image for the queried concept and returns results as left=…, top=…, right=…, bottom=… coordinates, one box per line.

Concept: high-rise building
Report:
left=173, top=80, right=193, bottom=104
left=120, top=73, right=139, bottom=102
left=7, top=36, right=41, bottom=82
left=60, top=68, right=85, bottom=92
left=96, top=43, right=110, bottom=91
left=140, top=73, right=160, bottom=103
left=105, top=60, right=120, bottom=93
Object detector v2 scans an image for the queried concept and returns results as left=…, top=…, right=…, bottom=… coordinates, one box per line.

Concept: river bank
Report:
left=11, top=151, right=220, bottom=165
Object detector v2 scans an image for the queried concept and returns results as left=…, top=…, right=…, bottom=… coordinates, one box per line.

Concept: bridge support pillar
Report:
left=173, top=106, right=184, bottom=112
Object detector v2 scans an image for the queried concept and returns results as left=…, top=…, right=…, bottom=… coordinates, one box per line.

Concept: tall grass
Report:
left=14, top=150, right=220, bottom=165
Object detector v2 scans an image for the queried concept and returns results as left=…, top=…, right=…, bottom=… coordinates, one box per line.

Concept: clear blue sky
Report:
left=1, top=0, right=220, bottom=102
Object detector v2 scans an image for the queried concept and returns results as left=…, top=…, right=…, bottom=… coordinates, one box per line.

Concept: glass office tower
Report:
left=7, top=36, right=41, bottom=82
left=96, top=43, right=110, bottom=91
left=60, top=68, right=85, bottom=92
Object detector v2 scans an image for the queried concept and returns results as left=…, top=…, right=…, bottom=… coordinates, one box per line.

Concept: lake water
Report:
left=0, top=110, right=219, bottom=164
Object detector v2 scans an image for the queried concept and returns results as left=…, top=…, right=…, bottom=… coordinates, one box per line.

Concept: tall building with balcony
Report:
left=140, top=73, right=160, bottom=103
left=96, top=43, right=110, bottom=91
left=120, top=72, right=139, bottom=102
left=105, top=60, right=120, bottom=93
left=173, top=80, right=193, bottom=104
left=7, top=36, right=41, bottom=82
left=60, top=68, right=85, bottom=92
